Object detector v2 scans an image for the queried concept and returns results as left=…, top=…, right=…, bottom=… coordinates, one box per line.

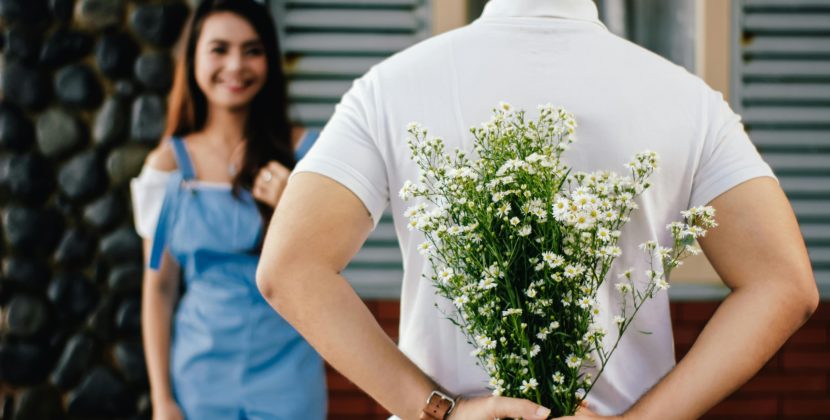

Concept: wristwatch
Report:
left=419, top=390, right=457, bottom=420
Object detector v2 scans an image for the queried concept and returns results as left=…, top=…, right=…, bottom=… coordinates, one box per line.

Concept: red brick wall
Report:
left=326, top=300, right=400, bottom=420
left=327, top=300, right=830, bottom=419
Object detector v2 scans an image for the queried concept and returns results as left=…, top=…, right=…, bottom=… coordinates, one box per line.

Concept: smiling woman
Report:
left=129, top=1, right=326, bottom=419
left=194, top=13, right=268, bottom=109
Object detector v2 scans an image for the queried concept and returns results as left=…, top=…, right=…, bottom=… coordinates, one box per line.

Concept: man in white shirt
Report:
left=256, top=0, right=818, bottom=418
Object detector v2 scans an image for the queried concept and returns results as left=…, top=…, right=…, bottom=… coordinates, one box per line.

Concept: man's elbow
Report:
left=256, top=260, right=285, bottom=305
left=784, top=269, right=820, bottom=322
left=798, top=274, right=820, bottom=320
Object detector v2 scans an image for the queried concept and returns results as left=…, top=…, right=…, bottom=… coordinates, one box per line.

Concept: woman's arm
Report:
left=141, top=239, right=179, bottom=405
left=141, top=239, right=182, bottom=407
left=139, top=142, right=183, bottom=416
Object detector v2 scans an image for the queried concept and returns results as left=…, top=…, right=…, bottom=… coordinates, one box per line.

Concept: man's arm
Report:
left=256, top=173, right=553, bottom=420
left=569, top=177, right=818, bottom=420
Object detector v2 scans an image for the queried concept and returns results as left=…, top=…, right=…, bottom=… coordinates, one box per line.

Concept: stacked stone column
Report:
left=0, top=0, right=189, bottom=418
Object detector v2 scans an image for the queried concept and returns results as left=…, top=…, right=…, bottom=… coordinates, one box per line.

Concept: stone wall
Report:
left=0, top=0, right=189, bottom=418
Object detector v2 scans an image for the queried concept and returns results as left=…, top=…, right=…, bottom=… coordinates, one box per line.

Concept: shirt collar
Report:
left=480, top=0, right=606, bottom=28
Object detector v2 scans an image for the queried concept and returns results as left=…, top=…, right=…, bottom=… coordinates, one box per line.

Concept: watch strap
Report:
left=419, top=391, right=455, bottom=420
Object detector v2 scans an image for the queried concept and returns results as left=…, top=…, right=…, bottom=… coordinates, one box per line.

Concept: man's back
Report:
left=294, top=0, right=774, bottom=414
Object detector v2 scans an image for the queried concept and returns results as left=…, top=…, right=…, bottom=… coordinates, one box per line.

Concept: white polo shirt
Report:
left=294, top=0, right=775, bottom=415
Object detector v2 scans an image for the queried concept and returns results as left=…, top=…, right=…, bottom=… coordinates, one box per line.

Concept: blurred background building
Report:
left=0, top=0, right=827, bottom=418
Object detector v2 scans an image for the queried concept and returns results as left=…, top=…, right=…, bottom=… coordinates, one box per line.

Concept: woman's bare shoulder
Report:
left=145, top=140, right=178, bottom=171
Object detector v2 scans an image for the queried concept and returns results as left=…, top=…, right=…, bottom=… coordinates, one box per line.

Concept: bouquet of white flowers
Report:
left=401, top=103, right=717, bottom=416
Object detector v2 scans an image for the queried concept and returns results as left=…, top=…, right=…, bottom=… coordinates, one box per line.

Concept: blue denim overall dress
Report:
left=148, top=137, right=326, bottom=419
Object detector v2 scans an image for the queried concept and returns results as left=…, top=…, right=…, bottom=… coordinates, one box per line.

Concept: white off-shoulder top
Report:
left=130, top=166, right=172, bottom=239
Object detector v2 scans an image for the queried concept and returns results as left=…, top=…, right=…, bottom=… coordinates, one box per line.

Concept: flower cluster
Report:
left=402, top=104, right=716, bottom=416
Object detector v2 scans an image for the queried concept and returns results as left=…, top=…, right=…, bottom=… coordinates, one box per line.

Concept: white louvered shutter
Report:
left=272, top=0, right=431, bottom=297
left=732, top=0, right=830, bottom=293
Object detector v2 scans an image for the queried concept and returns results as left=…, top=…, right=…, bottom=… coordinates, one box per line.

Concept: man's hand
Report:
left=449, top=396, right=551, bottom=420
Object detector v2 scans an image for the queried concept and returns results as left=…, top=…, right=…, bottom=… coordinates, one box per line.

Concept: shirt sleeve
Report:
left=689, top=87, right=778, bottom=208
left=130, top=166, right=172, bottom=239
left=291, top=70, right=389, bottom=226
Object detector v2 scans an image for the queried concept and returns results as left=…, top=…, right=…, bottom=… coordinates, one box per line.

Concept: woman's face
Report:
left=194, top=12, right=268, bottom=110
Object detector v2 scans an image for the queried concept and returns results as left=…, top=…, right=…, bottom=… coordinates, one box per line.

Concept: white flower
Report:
left=656, top=246, right=671, bottom=259
left=399, top=180, right=415, bottom=200
left=437, top=267, right=454, bottom=284
left=667, top=221, right=684, bottom=235
left=489, top=378, right=505, bottom=396
left=417, top=241, right=433, bottom=255
left=552, top=372, right=565, bottom=384
left=572, top=192, right=597, bottom=210
left=509, top=217, right=520, bottom=226
left=529, top=344, right=541, bottom=357
left=403, top=205, right=420, bottom=218
left=487, top=264, right=504, bottom=278
left=563, top=264, right=584, bottom=279
left=518, top=225, right=532, bottom=237
left=615, top=282, right=632, bottom=294
left=476, top=335, right=497, bottom=350
left=639, top=240, right=657, bottom=251
left=491, top=191, right=509, bottom=203
left=601, top=209, right=618, bottom=221
left=415, top=215, right=432, bottom=230
left=552, top=197, right=572, bottom=219
left=685, top=244, right=702, bottom=255
left=656, top=278, right=670, bottom=291
left=520, top=378, right=538, bottom=393
left=577, top=297, right=593, bottom=309
left=600, top=246, right=622, bottom=258
left=478, top=277, right=497, bottom=290
left=683, top=226, right=706, bottom=238
left=453, top=295, right=469, bottom=308
left=502, top=308, right=523, bottom=317
left=573, top=213, right=596, bottom=230
left=575, top=388, right=586, bottom=399
left=614, top=315, right=625, bottom=326
left=566, top=354, right=581, bottom=369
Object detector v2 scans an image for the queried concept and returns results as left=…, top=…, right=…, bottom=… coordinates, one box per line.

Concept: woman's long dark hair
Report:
left=165, top=0, right=294, bottom=230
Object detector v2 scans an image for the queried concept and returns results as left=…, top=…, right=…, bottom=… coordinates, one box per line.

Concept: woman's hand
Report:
left=447, top=396, right=616, bottom=420
left=253, top=161, right=291, bottom=208
left=555, top=403, right=624, bottom=419
left=152, top=397, right=184, bottom=420
left=447, top=395, right=551, bottom=420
